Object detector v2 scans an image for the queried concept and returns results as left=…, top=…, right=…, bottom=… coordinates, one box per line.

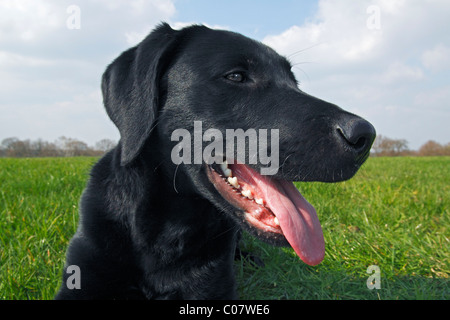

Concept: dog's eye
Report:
left=225, top=72, right=245, bottom=83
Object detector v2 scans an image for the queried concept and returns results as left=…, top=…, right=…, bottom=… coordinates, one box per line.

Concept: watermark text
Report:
left=171, top=121, right=280, bottom=175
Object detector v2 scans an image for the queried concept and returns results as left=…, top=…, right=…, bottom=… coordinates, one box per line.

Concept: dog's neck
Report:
left=105, top=141, right=239, bottom=260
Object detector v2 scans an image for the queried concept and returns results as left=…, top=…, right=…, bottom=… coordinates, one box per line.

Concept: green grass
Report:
left=0, top=157, right=96, bottom=299
left=1, top=157, right=448, bottom=299
left=237, top=157, right=449, bottom=299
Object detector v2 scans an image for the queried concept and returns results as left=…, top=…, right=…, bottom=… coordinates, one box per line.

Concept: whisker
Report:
left=292, top=65, right=311, bottom=83
left=280, top=153, right=293, bottom=178
left=287, top=42, right=324, bottom=59
left=291, top=61, right=314, bottom=66
left=173, top=164, right=180, bottom=194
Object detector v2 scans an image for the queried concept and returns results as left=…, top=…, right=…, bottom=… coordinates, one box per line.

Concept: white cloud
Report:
left=125, top=29, right=151, bottom=46
left=414, top=85, right=450, bottom=109
left=262, top=0, right=450, bottom=149
left=0, top=89, right=119, bottom=145
left=378, top=62, right=424, bottom=84
left=263, top=0, right=450, bottom=73
left=0, top=51, right=54, bottom=67
left=0, top=0, right=62, bottom=42
left=0, top=0, right=176, bottom=145
left=0, top=0, right=176, bottom=57
left=263, top=1, right=384, bottom=67
left=422, top=44, right=450, bottom=72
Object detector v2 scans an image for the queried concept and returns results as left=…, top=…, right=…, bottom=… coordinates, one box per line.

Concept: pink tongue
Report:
left=255, top=177, right=325, bottom=266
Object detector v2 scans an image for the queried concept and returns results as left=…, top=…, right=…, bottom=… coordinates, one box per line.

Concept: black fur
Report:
left=55, top=23, right=375, bottom=299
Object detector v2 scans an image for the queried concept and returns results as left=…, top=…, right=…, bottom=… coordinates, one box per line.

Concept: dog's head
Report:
left=102, top=23, right=376, bottom=266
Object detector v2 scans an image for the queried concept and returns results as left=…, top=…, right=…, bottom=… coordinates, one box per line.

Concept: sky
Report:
left=1, top=0, right=449, bottom=150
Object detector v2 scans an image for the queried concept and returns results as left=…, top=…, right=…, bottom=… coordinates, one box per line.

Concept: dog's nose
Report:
left=337, top=118, right=376, bottom=158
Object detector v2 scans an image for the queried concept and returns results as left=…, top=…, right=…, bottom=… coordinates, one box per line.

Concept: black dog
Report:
left=56, top=23, right=375, bottom=299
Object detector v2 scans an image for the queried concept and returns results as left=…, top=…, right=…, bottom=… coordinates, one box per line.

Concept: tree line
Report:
left=371, top=135, right=450, bottom=156
left=0, top=135, right=449, bottom=158
left=0, top=136, right=116, bottom=157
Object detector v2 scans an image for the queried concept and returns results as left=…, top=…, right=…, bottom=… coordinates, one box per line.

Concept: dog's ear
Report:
left=102, top=23, right=179, bottom=166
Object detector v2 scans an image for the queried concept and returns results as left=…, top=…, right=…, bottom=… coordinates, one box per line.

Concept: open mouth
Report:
left=206, top=161, right=325, bottom=266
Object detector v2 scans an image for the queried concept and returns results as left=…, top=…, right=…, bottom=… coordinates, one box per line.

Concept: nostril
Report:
left=337, top=119, right=376, bottom=154
left=352, top=136, right=367, bottom=151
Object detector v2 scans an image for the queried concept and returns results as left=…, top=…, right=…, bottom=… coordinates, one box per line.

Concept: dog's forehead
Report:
left=181, top=28, right=291, bottom=70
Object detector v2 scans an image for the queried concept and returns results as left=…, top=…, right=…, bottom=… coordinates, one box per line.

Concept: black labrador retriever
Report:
left=56, top=23, right=375, bottom=299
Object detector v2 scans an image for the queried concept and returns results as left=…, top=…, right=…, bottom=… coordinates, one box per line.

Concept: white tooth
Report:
left=220, top=161, right=228, bottom=174
left=224, top=168, right=232, bottom=177
left=255, top=198, right=264, bottom=205
left=241, top=189, right=252, bottom=199
left=274, top=217, right=280, bottom=226
left=227, top=176, right=239, bottom=188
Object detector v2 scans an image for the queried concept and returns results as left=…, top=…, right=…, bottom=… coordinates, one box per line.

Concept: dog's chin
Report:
left=276, top=161, right=362, bottom=183
left=205, top=162, right=326, bottom=266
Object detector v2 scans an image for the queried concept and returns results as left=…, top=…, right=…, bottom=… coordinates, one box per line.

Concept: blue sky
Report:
left=1, top=0, right=449, bottom=150
left=172, top=0, right=318, bottom=39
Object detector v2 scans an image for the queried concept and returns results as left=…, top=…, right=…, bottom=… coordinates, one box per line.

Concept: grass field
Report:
left=0, top=156, right=448, bottom=300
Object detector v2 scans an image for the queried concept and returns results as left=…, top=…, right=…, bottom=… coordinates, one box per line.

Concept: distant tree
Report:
left=67, top=140, right=90, bottom=156
left=445, top=143, right=450, bottom=155
left=95, top=139, right=116, bottom=152
left=0, top=136, right=113, bottom=157
left=31, top=139, right=59, bottom=157
left=56, top=136, right=91, bottom=156
left=1, top=137, right=19, bottom=149
left=2, top=135, right=447, bottom=158
left=1, top=137, right=20, bottom=156
left=371, top=135, right=410, bottom=156
left=1, top=137, right=32, bottom=157
left=55, top=136, right=70, bottom=154
left=418, top=140, right=450, bottom=156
